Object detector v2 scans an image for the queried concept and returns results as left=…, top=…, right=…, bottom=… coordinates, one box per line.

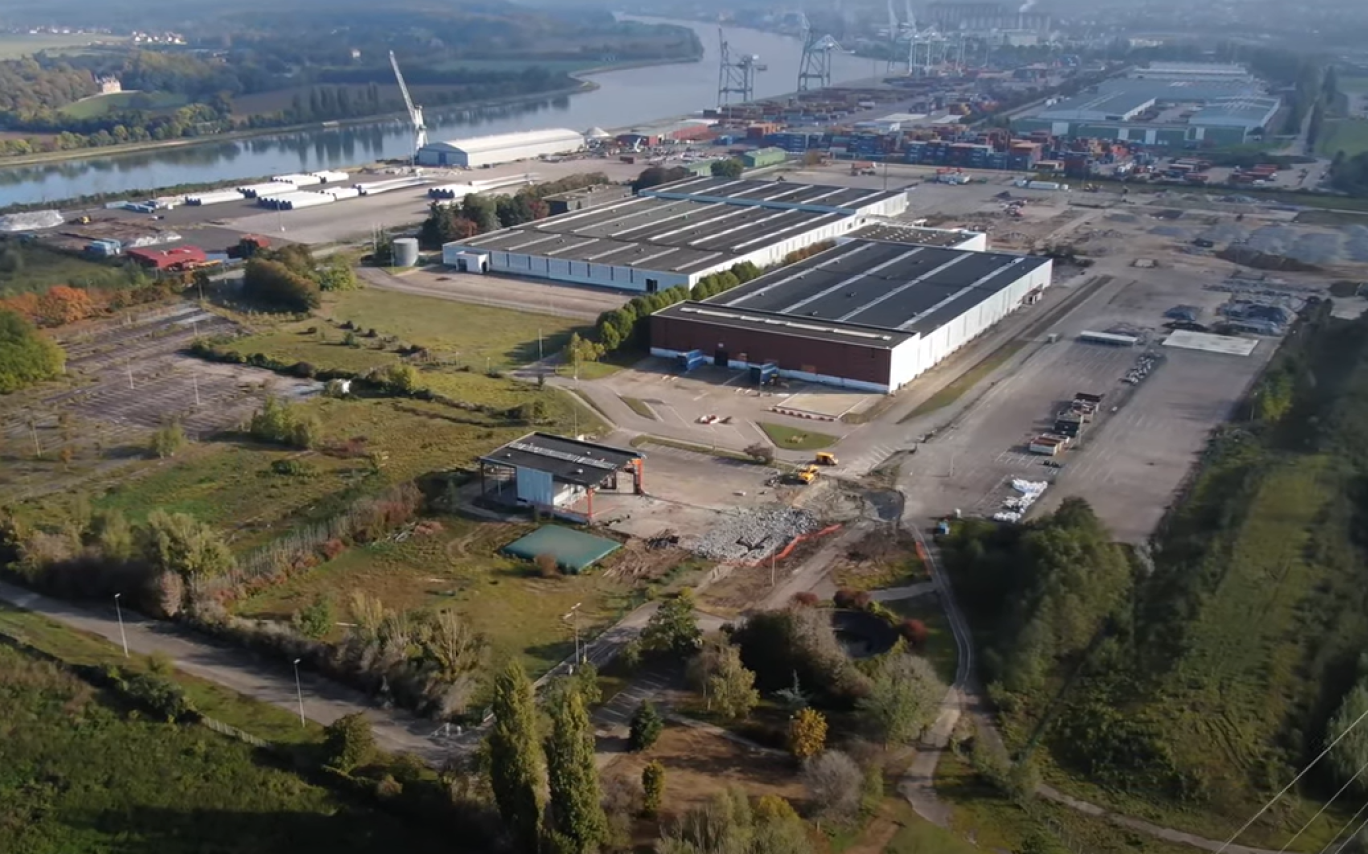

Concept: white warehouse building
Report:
left=441, top=178, right=909, bottom=293
left=417, top=128, right=585, bottom=168
left=650, top=238, right=1053, bottom=393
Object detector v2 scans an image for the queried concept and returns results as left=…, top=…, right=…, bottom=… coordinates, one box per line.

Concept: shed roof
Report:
left=424, top=128, right=583, bottom=155
left=480, top=432, right=642, bottom=487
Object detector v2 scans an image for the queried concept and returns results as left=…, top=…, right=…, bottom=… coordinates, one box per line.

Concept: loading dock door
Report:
left=714, top=346, right=729, bottom=367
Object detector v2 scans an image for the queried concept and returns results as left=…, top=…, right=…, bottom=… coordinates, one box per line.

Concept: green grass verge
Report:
left=901, top=340, right=1027, bottom=423
left=0, top=642, right=444, bottom=853
left=757, top=421, right=838, bottom=451
left=620, top=396, right=656, bottom=420
left=59, top=90, right=187, bottom=119
left=0, top=601, right=322, bottom=745
left=1319, top=119, right=1368, bottom=158
left=882, top=800, right=984, bottom=854
left=233, top=516, right=634, bottom=679
left=885, top=597, right=957, bottom=686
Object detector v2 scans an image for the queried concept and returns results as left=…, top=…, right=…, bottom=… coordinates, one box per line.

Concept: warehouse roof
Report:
left=659, top=239, right=1050, bottom=342
left=852, top=222, right=980, bottom=248
left=422, top=128, right=583, bottom=155
left=1032, top=78, right=1265, bottom=123
left=480, top=432, right=642, bottom=487
left=449, top=196, right=847, bottom=275
left=640, top=176, right=906, bottom=214
left=1187, top=97, right=1280, bottom=128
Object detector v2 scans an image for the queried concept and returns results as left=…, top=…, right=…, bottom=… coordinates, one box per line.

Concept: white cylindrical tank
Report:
left=392, top=237, right=420, bottom=267
left=326, top=187, right=361, bottom=201
left=284, top=192, right=336, bottom=210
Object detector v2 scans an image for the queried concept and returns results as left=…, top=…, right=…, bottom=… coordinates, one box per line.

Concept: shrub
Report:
left=121, top=671, right=197, bottom=722
left=292, top=594, right=334, bottom=639
left=534, top=552, right=560, bottom=578
left=641, top=760, right=665, bottom=817
left=803, top=751, right=862, bottom=823
left=324, top=712, right=376, bottom=774
left=0, top=309, right=66, bottom=393
left=290, top=361, right=317, bottom=378
left=791, top=592, right=819, bottom=608
left=629, top=701, right=664, bottom=752
left=149, top=421, right=187, bottom=459
left=270, top=458, right=316, bottom=477
left=833, top=588, right=858, bottom=609
left=744, top=443, right=775, bottom=464
left=789, top=708, right=827, bottom=759
left=900, top=618, right=929, bottom=649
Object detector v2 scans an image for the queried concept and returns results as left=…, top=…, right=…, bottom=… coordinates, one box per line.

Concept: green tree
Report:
left=317, top=256, right=358, bottom=291
left=1330, top=676, right=1368, bottom=792
left=486, top=660, right=545, bottom=851
left=689, top=638, right=759, bottom=720
left=93, top=509, right=135, bottom=562
left=641, top=589, right=702, bottom=657
left=292, top=594, right=334, bottom=639
left=323, top=712, right=375, bottom=773
left=629, top=700, right=664, bottom=752
left=460, top=194, right=501, bottom=233
left=139, top=510, right=234, bottom=580
left=563, top=332, right=605, bottom=376
left=658, top=787, right=754, bottom=853
left=384, top=363, right=418, bottom=395
left=0, top=309, right=65, bottom=393
left=642, top=759, right=666, bottom=817
left=710, top=158, right=745, bottom=179
left=242, top=257, right=321, bottom=311
left=150, top=420, right=187, bottom=459
left=544, top=687, right=608, bottom=854
left=789, top=708, right=827, bottom=759
left=753, top=795, right=812, bottom=854
left=858, top=654, right=944, bottom=746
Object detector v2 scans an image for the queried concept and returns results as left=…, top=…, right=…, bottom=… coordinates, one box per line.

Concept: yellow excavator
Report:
left=814, top=452, right=838, bottom=466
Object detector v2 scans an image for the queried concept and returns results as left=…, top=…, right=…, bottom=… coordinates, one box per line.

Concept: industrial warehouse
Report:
left=649, top=239, right=1052, bottom=393
left=416, top=128, right=585, bottom=168
left=440, top=178, right=908, bottom=291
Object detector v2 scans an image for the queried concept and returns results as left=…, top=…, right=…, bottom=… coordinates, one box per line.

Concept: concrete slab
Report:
left=1162, top=330, right=1259, bottom=356
left=778, top=391, right=872, bottom=419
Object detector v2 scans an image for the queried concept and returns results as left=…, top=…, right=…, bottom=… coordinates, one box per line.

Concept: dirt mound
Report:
left=1217, top=246, right=1321, bottom=272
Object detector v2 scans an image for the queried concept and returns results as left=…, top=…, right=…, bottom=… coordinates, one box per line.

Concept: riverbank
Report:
left=0, top=49, right=703, bottom=173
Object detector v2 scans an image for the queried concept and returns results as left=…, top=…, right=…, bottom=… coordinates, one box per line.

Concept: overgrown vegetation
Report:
left=418, top=172, right=607, bottom=248
left=0, top=307, right=65, bottom=392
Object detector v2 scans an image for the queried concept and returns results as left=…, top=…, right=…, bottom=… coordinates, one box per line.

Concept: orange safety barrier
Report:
left=746, top=523, right=844, bottom=567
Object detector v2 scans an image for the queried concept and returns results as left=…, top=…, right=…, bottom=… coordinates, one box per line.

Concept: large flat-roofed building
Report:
left=417, top=128, right=585, bottom=168
left=1016, top=69, right=1276, bottom=145
left=441, top=179, right=900, bottom=292
left=650, top=239, right=1052, bottom=392
left=639, top=176, right=909, bottom=218
left=850, top=222, right=988, bottom=251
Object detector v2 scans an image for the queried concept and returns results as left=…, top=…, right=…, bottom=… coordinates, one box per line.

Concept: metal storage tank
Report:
left=392, top=238, right=420, bottom=268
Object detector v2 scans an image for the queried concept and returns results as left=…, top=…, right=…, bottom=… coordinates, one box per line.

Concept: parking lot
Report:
left=898, top=266, right=1280, bottom=542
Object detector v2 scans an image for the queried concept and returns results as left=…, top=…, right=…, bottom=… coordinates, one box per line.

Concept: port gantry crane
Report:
left=389, top=50, right=427, bottom=165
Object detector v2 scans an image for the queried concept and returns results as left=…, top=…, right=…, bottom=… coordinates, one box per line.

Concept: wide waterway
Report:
left=0, top=17, right=879, bottom=209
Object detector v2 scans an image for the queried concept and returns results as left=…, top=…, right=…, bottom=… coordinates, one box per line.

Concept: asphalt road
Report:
left=0, top=580, right=448, bottom=763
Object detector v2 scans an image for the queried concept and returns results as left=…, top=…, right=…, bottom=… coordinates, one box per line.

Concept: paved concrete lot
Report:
left=899, top=267, right=1279, bottom=543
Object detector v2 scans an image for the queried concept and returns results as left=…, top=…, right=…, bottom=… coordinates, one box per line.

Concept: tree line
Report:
left=418, top=172, right=608, bottom=248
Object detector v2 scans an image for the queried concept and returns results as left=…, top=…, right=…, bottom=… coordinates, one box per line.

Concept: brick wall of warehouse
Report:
left=650, top=315, right=894, bottom=387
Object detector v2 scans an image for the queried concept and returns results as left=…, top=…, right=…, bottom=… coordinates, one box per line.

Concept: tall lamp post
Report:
left=562, top=602, right=583, bottom=664
left=292, top=659, right=306, bottom=728
left=113, top=593, right=129, bottom=658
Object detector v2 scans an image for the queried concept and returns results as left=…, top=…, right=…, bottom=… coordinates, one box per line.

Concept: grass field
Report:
left=757, top=421, right=837, bottom=451
left=71, top=390, right=596, bottom=551
left=0, top=602, right=322, bottom=746
left=0, top=238, right=132, bottom=297
left=885, top=598, right=957, bottom=686
left=1318, top=119, right=1368, bottom=158
left=228, top=288, right=588, bottom=374
left=235, top=516, right=634, bottom=677
left=1338, top=77, right=1368, bottom=94
left=0, top=33, right=119, bottom=59
left=0, top=643, right=444, bottom=854
left=58, top=90, right=188, bottom=119
left=902, top=340, right=1026, bottom=423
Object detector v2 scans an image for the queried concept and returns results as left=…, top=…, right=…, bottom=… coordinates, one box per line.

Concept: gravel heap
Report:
left=686, top=507, right=822, bottom=561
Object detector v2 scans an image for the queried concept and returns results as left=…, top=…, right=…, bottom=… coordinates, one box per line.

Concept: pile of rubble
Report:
left=687, top=506, right=821, bottom=562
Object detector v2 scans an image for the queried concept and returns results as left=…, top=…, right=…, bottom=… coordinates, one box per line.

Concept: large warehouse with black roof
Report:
left=650, top=239, right=1052, bottom=393
left=440, top=177, right=909, bottom=292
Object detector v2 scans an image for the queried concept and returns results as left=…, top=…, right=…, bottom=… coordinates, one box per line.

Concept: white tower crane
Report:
left=389, top=50, right=427, bottom=163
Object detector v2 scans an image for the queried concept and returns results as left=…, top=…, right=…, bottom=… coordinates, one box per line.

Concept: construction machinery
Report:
left=794, top=465, right=821, bottom=484
left=389, top=50, right=427, bottom=164
left=815, top=452, right=838, bottom=466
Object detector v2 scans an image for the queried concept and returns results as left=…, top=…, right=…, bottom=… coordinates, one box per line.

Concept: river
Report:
left=0, top=17, right=879, bottom=209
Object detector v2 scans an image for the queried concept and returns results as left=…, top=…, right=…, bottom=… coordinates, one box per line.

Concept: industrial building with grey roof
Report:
left=650, top=239, right=1052, bottom=392
left=1016, top=64, right=1279, bottom=145
left=441, top=177, right=909, bottom=292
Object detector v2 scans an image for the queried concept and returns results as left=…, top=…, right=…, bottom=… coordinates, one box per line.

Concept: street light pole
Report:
left=113, top=593, right=129, bottom=658
left=292, top=659, right=306, bottom=728
left=563, top=602, right=582, bottom=663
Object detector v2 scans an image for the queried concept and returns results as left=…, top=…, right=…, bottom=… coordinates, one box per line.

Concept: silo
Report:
left=392, top=237, right=420, bottom=268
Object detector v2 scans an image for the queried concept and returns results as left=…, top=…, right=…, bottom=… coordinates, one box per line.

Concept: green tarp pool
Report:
left=502, top=526, right=621, bottom=574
